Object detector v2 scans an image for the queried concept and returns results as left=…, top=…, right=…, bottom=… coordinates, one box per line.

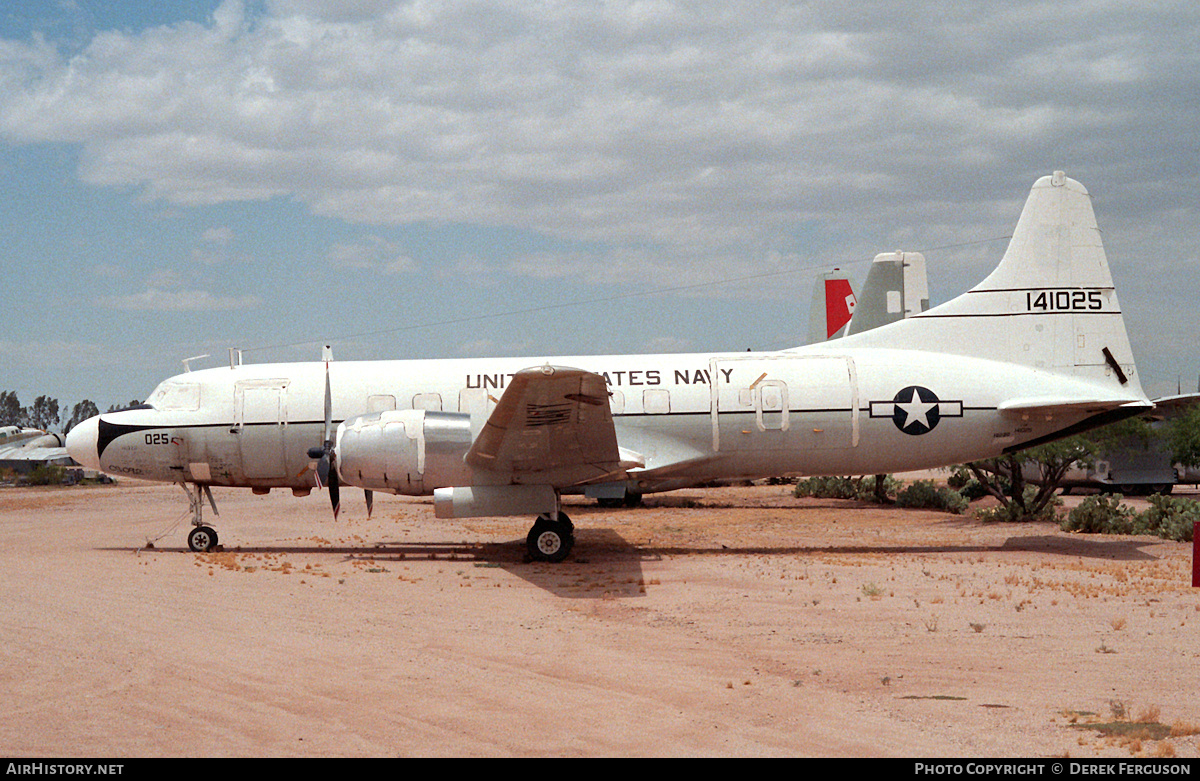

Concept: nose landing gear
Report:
left=182, top=482, right=221, bottom=552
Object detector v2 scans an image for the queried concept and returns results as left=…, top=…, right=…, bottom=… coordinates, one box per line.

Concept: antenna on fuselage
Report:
left=228, top=348, right=243, bottom=369
left=181, top=354, right=209, bottom=372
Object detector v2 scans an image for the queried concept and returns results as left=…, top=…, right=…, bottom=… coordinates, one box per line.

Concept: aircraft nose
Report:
left=66, top=415, right=102, bottom=471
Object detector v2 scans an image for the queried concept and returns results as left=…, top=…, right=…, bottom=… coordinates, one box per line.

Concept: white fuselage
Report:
left=72, top=342, right=1135, bottom=495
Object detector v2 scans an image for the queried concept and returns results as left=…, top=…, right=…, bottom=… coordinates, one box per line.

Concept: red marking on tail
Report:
left=824, top=278, right=856, bottom=338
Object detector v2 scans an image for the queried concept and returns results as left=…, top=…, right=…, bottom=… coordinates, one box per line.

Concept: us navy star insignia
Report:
left=869, top=386, right=963, bottom=435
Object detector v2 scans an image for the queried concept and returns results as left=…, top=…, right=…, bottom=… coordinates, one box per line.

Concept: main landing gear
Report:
left=526, top=511, right=574, bottom=563
left=182, top=482, right=221, bottom=552
left=188, top=525, right=219, bottom=552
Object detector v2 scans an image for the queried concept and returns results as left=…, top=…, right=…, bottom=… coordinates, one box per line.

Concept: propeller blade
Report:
left=329, top=456, right=340, bottom=520
left=364, top=489, right=373, bottom=519
left=322, top=358, right=333, bottom=445
left=312, top=452, right=328, bottom=489
left=308, top=349, right=340, bottom=520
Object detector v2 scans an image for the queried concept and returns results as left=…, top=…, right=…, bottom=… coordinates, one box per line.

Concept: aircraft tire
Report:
left=188, top=525, right=218, bottom=552
left=526, top=515, right=574, bottom=563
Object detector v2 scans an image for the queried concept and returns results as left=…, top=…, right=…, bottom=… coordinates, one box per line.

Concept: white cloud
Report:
left=0, top=0, right=1198, bottom=399
left=99, top=288, right=261, bottom=311
left=327, top=235, right=416, bottom=274
left=202, top=226, right=235, bottom=245
left=3, top=0, right=1191, bottom=259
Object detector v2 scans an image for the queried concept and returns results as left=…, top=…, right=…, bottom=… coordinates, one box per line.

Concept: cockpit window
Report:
left=147, top=382, right=201, bottom=411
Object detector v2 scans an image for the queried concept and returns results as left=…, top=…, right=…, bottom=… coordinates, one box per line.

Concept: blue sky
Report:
left=2, top=1, right=1198, bottom=417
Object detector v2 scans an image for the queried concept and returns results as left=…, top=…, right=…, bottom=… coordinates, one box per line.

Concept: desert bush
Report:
left=1062, top=493, right=1197, bottom=541
left=26, top=464, right=66, bottom=486
left=793, top=476, right=860, bottom=499
left=976, top=485, right=1063, bottom=523
left=1136, top=494, right=1198, bottom=542
left=1061, top=493, right=1134, bottom=534
left=947, top=467, right=998, bottom=500
left=793, top=475, right=899, bottom=502
left=894, top=480, right=969, bottom=514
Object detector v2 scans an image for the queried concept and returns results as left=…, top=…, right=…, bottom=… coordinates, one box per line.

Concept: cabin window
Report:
left=413, top=393, right=443, bottom=411
left=368, top=394, right=396, bottom=412
left=643, top=389, right=670, bottom=414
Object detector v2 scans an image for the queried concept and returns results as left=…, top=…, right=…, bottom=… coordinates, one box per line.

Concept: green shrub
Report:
left=793, top=475, right=899, bottom=502
left=26, top=464, right=66, bottom=486
left=1136, top=494, right=1198, bottom=542
left=974, top=485, right=1063, bottom=523
left=1061, top=493, right=1197, bottom=541
left=1061, top=493, right=1136, bottom=534
left=956, top=478, right=992, bottom=501
left=894, top=480, right=969, bottom=514
left=793, top=476, right=861, bottom=500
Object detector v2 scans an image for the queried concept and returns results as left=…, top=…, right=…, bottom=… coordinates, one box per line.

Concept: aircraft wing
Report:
left=0, top=445, right=73, bottom=465
left=1147, top=392, right=1200, bottom=419
left=465, top=365, right=623, bottom=486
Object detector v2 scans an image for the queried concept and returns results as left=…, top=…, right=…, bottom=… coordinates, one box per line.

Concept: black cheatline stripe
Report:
left=916, top=311, right=1121, bottom=318
left=967, top=286, right=1114, bottom=293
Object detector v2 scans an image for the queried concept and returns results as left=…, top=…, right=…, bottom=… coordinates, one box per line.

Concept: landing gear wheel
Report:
left=526, top=512, right=574, bottom=563
left=597, top=490, right=642, bottom=508
left=188, top=525, right=219, bottom=552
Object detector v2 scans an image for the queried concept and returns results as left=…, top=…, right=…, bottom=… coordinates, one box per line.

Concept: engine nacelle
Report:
left=334, top=409, right=473, bottom=495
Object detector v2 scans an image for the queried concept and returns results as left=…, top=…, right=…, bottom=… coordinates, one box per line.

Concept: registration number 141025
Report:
left=1025, top=290, right=1104, bottom=311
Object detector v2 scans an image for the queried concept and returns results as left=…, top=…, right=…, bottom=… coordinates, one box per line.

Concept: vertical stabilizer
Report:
left=844, top=251, right=929, bottom=336
left=839, top=172, right=1145, bottom=396
left=808, top=269, right=857, bottom=342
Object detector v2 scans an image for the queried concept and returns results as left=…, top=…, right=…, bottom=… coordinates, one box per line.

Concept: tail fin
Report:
left=807, top=269, right=857, bottom=342
left=844, top=251, right=929, bottom=336
left=844, top=172, right=1145, bottom=395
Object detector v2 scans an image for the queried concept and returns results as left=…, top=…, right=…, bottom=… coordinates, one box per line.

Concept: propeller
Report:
left=307, top=354, right=340, bottom=519
left=305, top=345, right=374, bottom=520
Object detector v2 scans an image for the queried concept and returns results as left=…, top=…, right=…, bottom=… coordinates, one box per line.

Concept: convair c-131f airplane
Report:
left=67, top=172, right=1151, bottom=561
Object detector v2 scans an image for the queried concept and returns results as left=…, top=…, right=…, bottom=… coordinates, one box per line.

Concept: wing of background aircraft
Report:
left=1146, top=391, right=1200, bottom=420
left=0, top=427, right=74, bottom=472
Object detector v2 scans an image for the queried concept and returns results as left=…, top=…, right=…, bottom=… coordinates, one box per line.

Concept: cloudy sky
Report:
left=1, top=0, right=1197, bottom=416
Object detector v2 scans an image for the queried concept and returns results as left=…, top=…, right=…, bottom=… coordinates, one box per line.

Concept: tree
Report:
left=0, top=391, right=21, bottom=426
left=964, top=435, right=1098, bottom=522
left=65, top=400, right=100, bottom=434
left=27, top=396, right=60, bottom=432
left=1167, top=401, right=1200, bottom=469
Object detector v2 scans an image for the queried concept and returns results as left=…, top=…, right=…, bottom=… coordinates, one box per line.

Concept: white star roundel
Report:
left=891, top=386, right=941, bottom=435
left=867, top=388, right=963, bottom=436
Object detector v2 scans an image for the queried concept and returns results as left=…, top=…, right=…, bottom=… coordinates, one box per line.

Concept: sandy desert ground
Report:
left=1, top=475, right=1198, bottom=758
